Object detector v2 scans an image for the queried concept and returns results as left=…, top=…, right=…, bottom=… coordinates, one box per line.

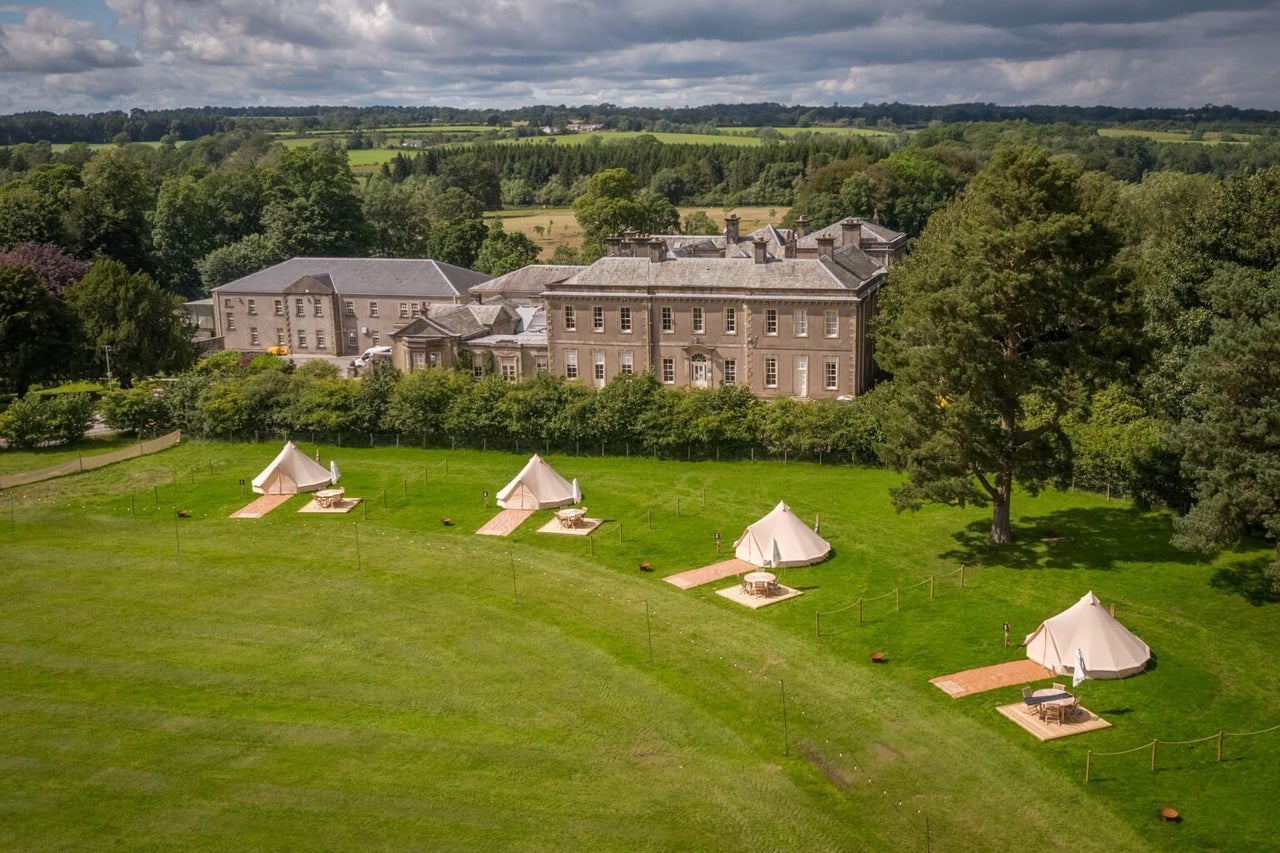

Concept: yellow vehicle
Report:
left=267, top=345, right=290, bottom=356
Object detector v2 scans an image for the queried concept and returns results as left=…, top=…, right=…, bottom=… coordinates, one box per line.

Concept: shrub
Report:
left=0, top=392, right=95, bottom=448
left=100, top=386, right=173, bottom=436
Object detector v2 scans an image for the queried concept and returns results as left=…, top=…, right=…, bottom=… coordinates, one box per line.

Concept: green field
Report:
left=2, top=442, right=1277, bottom=850
left=493, top=130, right=765, bottom=147
left=1095, top=128, right=1261, bottom=145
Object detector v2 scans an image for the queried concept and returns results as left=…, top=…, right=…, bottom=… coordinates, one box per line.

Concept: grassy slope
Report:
left=2, top=442, right=1276, bottom=850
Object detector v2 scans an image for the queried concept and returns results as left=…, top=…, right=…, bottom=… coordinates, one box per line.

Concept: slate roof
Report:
left=469, top=264, right=584, bottom=300
left=212, top=257, right=491, bottom=298
left=796, top=217, right=906, bottom=252
left=555, top=253, right=884, bottom=295
left=652, top=224, right=789, bottom=260
left=392, top=302, right=515, bottom=340
left=822, top=242, right=885, bottom=282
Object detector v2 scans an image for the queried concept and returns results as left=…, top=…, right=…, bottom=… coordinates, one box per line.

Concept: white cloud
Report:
left=0, top=6, right=138, bottom=73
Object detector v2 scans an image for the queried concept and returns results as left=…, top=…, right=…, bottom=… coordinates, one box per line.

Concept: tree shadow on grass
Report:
left=1208, top=555, right=1280, bottom=606
left=941, top=506, right=1202, bottom=571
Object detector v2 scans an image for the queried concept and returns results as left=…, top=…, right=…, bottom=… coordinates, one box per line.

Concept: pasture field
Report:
left=1095, top=128, right=1262, bottom=144
left=2, top=441, right=1277, bottom=850
left=490, top=206, right=789, bottom=259
left=493, top=131, right=763, bottom=147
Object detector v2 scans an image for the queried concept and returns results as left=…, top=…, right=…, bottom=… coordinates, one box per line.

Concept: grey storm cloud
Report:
left=1, top=0, right=1278, bottom=113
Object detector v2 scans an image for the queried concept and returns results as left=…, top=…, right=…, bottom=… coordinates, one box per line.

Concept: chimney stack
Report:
left=606, top=235, right=621, bottom=257
left=817, top=234, right=835, bottom=259
left=841, top=217, right=862, bottom=248
left=648, top=237, right=665, bottom=263
left=724, top=214, right=740, bottom=244
left=795, top=216, right=810, bottom=238
left=752, top=237, right=768, bottom=265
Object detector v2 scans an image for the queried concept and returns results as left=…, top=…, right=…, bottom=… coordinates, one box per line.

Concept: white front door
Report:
left=690, top=354, right=709, bottom=388
left=794, top=356, right=808, bottom=398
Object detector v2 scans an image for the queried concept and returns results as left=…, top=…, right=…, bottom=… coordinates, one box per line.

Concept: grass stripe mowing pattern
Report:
left=1, top=441, right=1276, bottom=850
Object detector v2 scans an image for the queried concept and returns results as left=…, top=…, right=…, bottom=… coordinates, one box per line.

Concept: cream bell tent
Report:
left=496, top=454, right=576, bottom=510
left=1024, top=591, right=1151, bottom=679
left=734, top=501, right=832, bottom=568
left=251, top=441, right=335, bottom=495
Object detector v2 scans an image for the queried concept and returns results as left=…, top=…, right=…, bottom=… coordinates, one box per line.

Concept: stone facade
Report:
left=209, top=217, right=905, bottom=399
left=210, top=257, right=491, bottom=358
left=543, top=217, right=905, bottom=399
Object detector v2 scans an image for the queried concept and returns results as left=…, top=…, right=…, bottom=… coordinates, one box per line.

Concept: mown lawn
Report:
left=1, top=442, right=1276, bottom=850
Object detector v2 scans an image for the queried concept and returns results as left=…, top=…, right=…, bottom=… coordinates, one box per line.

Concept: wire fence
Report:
left=1084, top=722, right=1280, bottom=782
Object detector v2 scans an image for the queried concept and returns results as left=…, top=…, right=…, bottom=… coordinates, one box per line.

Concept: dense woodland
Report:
left=4, top=101, right=1280, bottom=145
left=2, top=104, right=1280, bottom=585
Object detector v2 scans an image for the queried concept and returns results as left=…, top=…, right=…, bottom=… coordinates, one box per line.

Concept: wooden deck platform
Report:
left=664, top=558, right=755, bottom=589
left=995, top=701, right=1111, bottom=741
left=930, top=659, right=1055, bottom=698
left=229, top=493, right=292, bottom=518
left=476, top=509, right=534, bottom=536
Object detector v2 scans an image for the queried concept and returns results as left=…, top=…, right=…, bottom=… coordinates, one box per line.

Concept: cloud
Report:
left=2, top=0, right=1278, bottom=114
left=0, top=7, right=139, bottom=74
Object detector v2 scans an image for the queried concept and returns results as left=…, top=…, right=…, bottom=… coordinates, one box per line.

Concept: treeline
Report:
left=4, top=101, right=1280, bottom=145
left=5, top=116, right=1280, bottom=309
left=85, top=356, right=886, bottom=463
left=389, top=135, right=886, bottom=207
left=2, top=350, right=1153, bottom=503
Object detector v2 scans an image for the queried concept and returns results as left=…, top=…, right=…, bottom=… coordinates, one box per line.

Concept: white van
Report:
left=352, top=345, right=392, bottom=368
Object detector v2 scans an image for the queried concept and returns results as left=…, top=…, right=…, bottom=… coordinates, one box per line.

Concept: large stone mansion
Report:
left=207, top=215, right=906, bottom=399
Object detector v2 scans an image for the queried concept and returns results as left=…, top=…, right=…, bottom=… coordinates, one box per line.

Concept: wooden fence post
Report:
left=1084, top=750, right=1092, bottom=783
left=858, top=599, right=863, bottom=624
left=815, top=612, right=821, bottom=637
left=1217, top=730, right=1224, bottom=762
left=1151, top=739, right=1158, bottom=772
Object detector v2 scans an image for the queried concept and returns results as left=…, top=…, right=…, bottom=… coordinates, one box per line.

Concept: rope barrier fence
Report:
left=814, top=566, right=968, bottom=636
left=1084, top=722, right=1280, bottom=782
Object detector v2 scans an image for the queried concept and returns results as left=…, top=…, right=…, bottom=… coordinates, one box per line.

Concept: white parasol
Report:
left=571, top=477, right=582, bottom=504
left=330, top=460, right=341, bottom=485
left=1072, top=648, right=1089, bottom=689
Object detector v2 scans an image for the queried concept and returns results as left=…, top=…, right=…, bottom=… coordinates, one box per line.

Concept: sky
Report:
left=2, top=0, right=1280, bottom=115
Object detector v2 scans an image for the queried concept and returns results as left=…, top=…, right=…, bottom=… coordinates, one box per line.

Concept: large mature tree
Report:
left=1150, top=168, right=1280, bottom=589
left=840, top=148, right=970, bottom=236
left=362, top=176, right=432, bottom=258
left=474, top=220, right=539, bottom=275
left=0, top=242, right=90, bottom=295
left=435, top=153, right=502, bottom=210
left=875, top=143, right=1128, bottom=544
left=151, top=175, right=230, bottom=295
left=572, top=168, right=679, bottom=261
left=1171, top=270, right=1280, bottom=583
left=198, top=234, right=287, bottom=291
left=421, top=186, right=489, bottom=268
left=67, top=148, right=156, bottom=273
left=0, top=264, right=82, bottom=396
left=260, top=146, right=369, bottom=257
left=65, top=260, right=196, bottom=387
